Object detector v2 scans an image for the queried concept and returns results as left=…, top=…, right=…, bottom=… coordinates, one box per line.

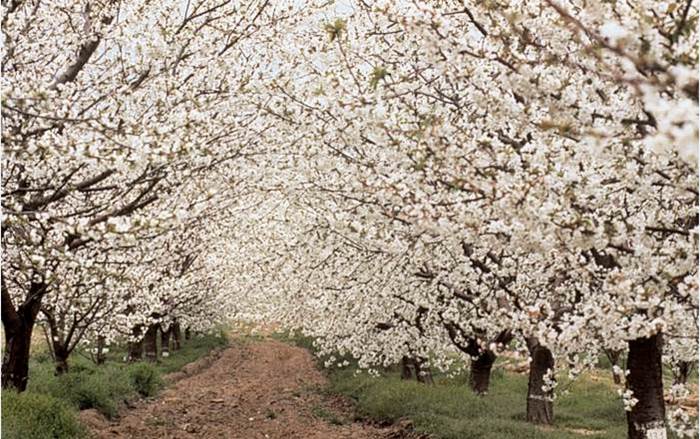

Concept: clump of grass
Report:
left=1, top=390, right=87, bottom=439
left=28, top=359, right=135, bottom=419
left=127, top=362, right=163, bottom=397
left=312, top=404, right=346, bottom=425
left=15, top=330, right=227, bottom=427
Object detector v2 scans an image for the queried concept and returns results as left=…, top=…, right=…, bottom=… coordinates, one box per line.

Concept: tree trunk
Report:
left=160, top=327, right=171, bottom=358
left=127, top=325, right=144, bottom=361
left=626, top=334, right=667, bottom=439
left=1, top=322, right=34, bottom=391
left=400, top=356, right=414, bottom=380
left=605, top=349, right=624, bottom=385
left=185, top=327, right=191, bottom=340
left=400, top=356, right=433, bottom=383
left=526, top=338, right=555, bottom=425
left=95, top=335, right=106, bottom=365
left=414, top=357, right=434, bottom=385
left=53, top=344, right=69, bottom=375
left=2, top=281, right=45, bottom=392
left=672, top=360, right=693, bottom=386
left=47, top=317, right=70, bottom=375
left=172, top=322, right=182, bottom=351
left=445, top=327, right=512, bottom=396
left=144, top=324, right=158, bottom=361
left=470, top=350, right=496, bottom=395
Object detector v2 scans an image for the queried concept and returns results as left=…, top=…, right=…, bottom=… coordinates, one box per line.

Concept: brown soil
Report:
left=89, top=339, right=406, bottom=439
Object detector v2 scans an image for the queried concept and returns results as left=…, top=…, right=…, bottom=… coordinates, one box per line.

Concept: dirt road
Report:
left=88, top=338, right=393, bottom=439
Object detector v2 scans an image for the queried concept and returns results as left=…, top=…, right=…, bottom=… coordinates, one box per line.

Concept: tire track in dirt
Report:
left=89, top=339, right=391, bottom=439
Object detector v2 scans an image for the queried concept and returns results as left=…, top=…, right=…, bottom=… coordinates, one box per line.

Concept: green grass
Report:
left=327, top=367, right=630, bottom=439
left=153, top=330, right=228, bottom=374
left=328, top=366, right=695, bottom=439
left=312, top=404, right=347, bottom=425
left=26, top=356, right=137, bottom=419
left=3, top=331, right=227, bottom=438
left=127, top=362, right=164, bottom=397
left=1, top=390, right=88, bottom=439
left=23, top=333, right=226, bottom=418
left=276, top=332, right=693, bottom=439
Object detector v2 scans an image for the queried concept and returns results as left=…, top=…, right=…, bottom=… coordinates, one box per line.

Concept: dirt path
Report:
left=88, top=339, right=393, bottom=439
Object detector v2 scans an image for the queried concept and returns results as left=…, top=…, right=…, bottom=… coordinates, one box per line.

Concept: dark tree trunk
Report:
left=172, top=322, right=182, bottom=351
left=400, top=356, right=433, bottom=384
left=468, top=329, right=512, bottom=395
left=2, top=281, right=45, bottom=392
left=2, top=322, right=34, bottom=391
left=626, top=334, right=667, bottom=439
left=445, top=326, right=512, bottom=396
left=605, top=349, right=624, bottom=385
left=470, top=350, right=496, bottom=395
left=53, top=344, right=69, bottom=375
left=526, top=338, right=554, bottom=425
left=160, top=327, right=171, bottom=357
left=127, top=325, right=144, bottom=361
left=46, top=317, right=70, bottom=375
left=401, top=356, right=414, bottom=380
left=144, top=324, right=158, bottom=361
left=95, top=335, right=106, bottom=365
left=185, top=327, right=191, bottom=340
left=128, top=340, right=143, bottom=361
left=673, top=360, right=694, bottom=386
left=416, top=368, right=434, bottom=385
left=414, top=357, right=434, bottom=385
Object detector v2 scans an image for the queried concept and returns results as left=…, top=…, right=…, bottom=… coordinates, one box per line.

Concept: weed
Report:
left=1, top=390, right=87, bottom=439
left=312, top=404, right=346, bottom=425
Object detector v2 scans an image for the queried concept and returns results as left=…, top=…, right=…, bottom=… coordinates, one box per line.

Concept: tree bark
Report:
left=399, top=356, right=433, bottom=383
left=626, top=334, right=667, bottom=439
left=53, top=344, right=70, bottom=375
left=2, top=321, right=34, bottom=391
left=672, top=360, right=693, bottom=386
left=605, top=349, right=624, bottom=385
left=95, top=335, right=106, bottom=365
left=44, top=311, right=70, bottom=375
left=160, top=326, right=171, bottom=357
left=127, top=325, right=144, bottom=361
left=144, top=324, right=158, bottom=361
left=414, top=357, right=434, bottom=385
left=526, top=338, right=555, bottom=425
left=172, top=321, right=182, bottom=350
left=401, top=356, right=414, bottom=380
left=470, top=350, right=496, bottom=395
left=445, top=326, right=512, bottom=395
left=2, top=281, right=45, bottom=392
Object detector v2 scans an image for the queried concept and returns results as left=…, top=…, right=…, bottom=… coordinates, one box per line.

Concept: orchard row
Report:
left=2, top=2, right=697, bottom=439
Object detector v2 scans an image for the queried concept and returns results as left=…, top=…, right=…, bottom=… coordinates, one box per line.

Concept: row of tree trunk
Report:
left=2, top=317, right=193, bottom=390
left=0, top=308, right=674, bottom=439
left=400, top=334, right=670, bottom=439
left=127, top=322, right=190, bottom=362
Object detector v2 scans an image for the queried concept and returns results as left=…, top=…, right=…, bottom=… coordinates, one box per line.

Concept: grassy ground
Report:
left=328, top=366, right=626, bottom=439
left=1, top=330, right=228, bottom=439
left=278, top=333, right=692, bottom=439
